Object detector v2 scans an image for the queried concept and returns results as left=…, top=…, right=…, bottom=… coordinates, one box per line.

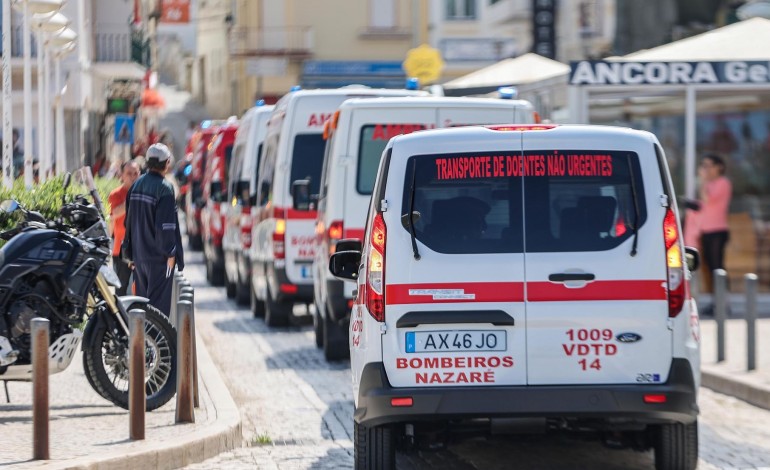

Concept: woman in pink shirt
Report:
left=697, top=154, right=732, bottom=277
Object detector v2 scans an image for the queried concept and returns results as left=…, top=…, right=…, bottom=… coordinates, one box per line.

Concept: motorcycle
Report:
left=0, top=168, right=176, bottom=411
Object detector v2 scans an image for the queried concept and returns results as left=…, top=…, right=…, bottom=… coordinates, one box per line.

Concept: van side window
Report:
left=250, top=143, right=263, bottom=206
left=229, top=144, right=244, bottom=203
left=319, top=132, right=337, bottom=201
left=401, top=150, right=647, bottom=254
left=257, top=135, right=278, bottom=206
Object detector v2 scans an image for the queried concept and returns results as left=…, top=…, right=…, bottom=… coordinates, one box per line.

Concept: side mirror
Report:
left=0, top=200, right=19, bottom=213
left=685, top=246, right=700, bottom=272
left=291, top=179, right=311, bottom=211
left=335, top=238, right=362, bottom=253
left=329, top=250, right=361, bottom=282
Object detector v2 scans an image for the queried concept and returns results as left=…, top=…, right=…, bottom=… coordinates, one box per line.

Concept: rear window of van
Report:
left=290, top=134, right=326, bottom=196
left=400, top=150, right=647, bottom=254
left=358, top=124, right=433, bottom=195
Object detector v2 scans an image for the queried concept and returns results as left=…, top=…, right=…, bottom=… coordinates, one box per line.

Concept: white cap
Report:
left=146, top=143, right=172, bottom=163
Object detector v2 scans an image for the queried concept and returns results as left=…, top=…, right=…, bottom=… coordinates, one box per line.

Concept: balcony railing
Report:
left=5, top=25, right=40, bottom=58
left=94, top=28, right=133, bottom=62
left=228, top=26, right=313, bottom=58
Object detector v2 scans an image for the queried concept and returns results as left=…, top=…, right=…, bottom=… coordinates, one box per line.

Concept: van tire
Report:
left=225, top=270, right=237, bottom=299
left=354, top=421, right=395, bottom=470
left=323, top=314, right=349, bottom=361
left=235, top=279, right=250, bottom=305
left=188, top=233, right=202, bottom=251
left=654, top=421, right=698, bottom=470
left=313, top=307, right=323, bottom=348
left=208, top=258, right=225, bottom=287
left=265, top=284, right=291, bottom=327
left=250, top=286, right=265, bottom=318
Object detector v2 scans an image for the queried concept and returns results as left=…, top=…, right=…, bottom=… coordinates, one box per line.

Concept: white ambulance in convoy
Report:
left=249, top=86, right=426, bottom=326
left=313, top=96, right=536, bottom=360
left=223, top=102, right=274, bottom=305
left=330, top=125, right=701, bottom=470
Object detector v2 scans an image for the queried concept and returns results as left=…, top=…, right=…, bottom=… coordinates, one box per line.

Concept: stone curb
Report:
left=35, top=334, right=242, bottom=470
left=701, top=368, right=770, bottom=411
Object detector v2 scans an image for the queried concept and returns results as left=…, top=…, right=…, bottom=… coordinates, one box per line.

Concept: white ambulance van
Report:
left=249, top=86, right=426, bottom=326
left=330, top=125, right=701, bottom=470
left=312, top=97, right=536, bottom=360
left=223, top=102, right=274, bottom=305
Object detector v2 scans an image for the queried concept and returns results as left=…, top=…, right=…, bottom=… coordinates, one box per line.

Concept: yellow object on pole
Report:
left=402, top=44, right=445, bottom=85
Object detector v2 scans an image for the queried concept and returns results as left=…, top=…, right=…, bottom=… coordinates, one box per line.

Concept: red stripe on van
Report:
left=527, top=280, right=667, bottom=302
left=343, top=228, right=365, bottom=241
left=386, top=282, right=525, bottom=305
left=385, top=280, right=666, bottom=304
left=278, top=208, right=318, bottom=220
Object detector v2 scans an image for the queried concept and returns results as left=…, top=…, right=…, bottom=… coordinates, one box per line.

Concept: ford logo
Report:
left=616, top=332, right=642, bottom=343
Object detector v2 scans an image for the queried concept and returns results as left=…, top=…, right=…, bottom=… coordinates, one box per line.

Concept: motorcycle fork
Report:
left=93, top=274, right=131, bottom=336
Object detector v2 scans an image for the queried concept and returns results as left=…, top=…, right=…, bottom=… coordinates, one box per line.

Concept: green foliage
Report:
left=0, top=175, right=120, bottom=233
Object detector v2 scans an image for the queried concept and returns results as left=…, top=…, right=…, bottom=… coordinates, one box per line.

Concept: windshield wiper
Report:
left=406, top=159, right=421, bottom=260
left=627, top=154, right=640, bottom=257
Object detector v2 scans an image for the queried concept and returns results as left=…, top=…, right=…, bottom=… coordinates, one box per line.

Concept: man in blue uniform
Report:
left=125, top=143, right=185, bottom=317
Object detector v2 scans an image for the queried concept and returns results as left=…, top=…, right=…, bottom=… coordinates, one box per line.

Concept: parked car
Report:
left=185, top=121, right=223, bottom=251
left=200, top=118, right=239, bottom=285
left=223, top=102, right=274, bottom=304
left=330, top=124, right=701, bottom=470
left=249, top=86, right=426, bottom=327
left=312, top=96, right=537, bottom=360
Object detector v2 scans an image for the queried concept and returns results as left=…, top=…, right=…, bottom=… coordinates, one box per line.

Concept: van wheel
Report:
left=654, top=421, right=698, bottom=470
left=323, top=314, right=349, bottom=361
left=250, top=285, right=265, bottom=318
left=354, top=421, right=395, bottom=470
left=235, top=278, right=250, bottom=305
left=265, top=284, right=291, bottom=327
left=313, top=306, right=323, bottom=349
left=210, top=260, right=225, bottom=287
left=188, top=233, right=202, bottom=251
left=225, top=270, right=237, bottom=299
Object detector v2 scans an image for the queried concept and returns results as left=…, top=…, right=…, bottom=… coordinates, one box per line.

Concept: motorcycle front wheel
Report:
left=82, top=303, right=177, bottom=411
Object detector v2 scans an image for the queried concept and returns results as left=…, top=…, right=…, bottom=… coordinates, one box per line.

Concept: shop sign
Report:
left=570, top=60, right=770, bottom=86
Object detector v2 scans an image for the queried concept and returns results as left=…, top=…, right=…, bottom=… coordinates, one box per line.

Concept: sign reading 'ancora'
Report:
left=570, top=60, right=770, bottom=85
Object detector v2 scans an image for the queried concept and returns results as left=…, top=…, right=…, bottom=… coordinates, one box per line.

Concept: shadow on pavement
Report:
left=308, top=446, right=354, bottom=469
left=265, top=346, right=349, bottom=371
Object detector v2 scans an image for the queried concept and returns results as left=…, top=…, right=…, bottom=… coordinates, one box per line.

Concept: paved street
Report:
left=181, top=251, right=770, bottom=470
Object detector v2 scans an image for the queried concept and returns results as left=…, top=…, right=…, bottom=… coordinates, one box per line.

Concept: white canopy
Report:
left=442, top=53, right=570, bottom=91
left=622, top=17, right=770, bottom=61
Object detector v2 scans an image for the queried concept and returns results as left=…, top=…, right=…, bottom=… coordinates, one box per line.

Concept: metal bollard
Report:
left=170, top=272, right=184, bottom=328
left=175, top=300, right=195, bottom=423
left=179, top=290, right=198, bottom=408
left=714, top=269, right=728, bottom=363
left=128, top=309, right=146, bottom=440
left=745, top=273, right=758, bottom=371
left=31, top=318, right=50, bottom=460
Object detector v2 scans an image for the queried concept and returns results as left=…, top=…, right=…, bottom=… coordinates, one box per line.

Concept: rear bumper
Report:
left=271, top=265, right=314, bottom=303
left=355, top=359, right=698, bottom=428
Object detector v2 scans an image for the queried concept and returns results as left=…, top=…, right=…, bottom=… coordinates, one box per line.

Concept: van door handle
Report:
left=548, top=273, right=595, bottom=282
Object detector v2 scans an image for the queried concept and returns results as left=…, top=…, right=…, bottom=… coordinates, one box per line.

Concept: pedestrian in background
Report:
left=124, top=143, right=185, bottom=317
left=687, top=153, right=732, bottom=295
left=108, top=161, right=140, bottom=295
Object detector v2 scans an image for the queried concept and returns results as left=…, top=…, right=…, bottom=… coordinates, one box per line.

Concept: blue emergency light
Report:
left=290, top=85, right=302, bottom=92
left=406, top=77, right=420, bottom=90
left=201, top=120, right=212, bottom=129
left=498, top=87, right=518, bottom=99
left=255, top=99, right=265, bottom=107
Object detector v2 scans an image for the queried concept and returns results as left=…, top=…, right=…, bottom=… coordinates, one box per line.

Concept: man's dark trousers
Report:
left=112, top=256, right=132, bottom=296
left=134, top=261, right=173, bottom=318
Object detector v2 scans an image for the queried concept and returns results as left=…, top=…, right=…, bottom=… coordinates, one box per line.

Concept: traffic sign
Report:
left=402, top=44, right=445, bottom=84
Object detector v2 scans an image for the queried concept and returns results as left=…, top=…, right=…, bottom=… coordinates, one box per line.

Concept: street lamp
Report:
left=12, top=0, right=64, bottom=188
left=47, top=33, right=77, bottom=177
left=30, top=12, right=69, bottom=182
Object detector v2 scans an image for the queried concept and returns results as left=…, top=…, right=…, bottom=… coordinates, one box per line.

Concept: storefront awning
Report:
left=442, top=53, right=570, bottom=96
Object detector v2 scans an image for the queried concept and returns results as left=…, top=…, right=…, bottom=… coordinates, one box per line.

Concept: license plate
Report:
left=299, top=265, right=313, bottom=279
left=405, top=330, right=506, bottom=353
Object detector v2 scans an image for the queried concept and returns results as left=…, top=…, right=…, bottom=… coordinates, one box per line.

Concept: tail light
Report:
left=240, top=209, right=252, bottom=248
left=273, top=208, right=286, bottom=260
left=365, top=213, right=386, bottom=322
left=328, top=220, right=344, bottom=254
left=664, top=209, right=685, bottom=317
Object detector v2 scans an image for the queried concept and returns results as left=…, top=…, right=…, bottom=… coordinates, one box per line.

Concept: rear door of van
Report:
left=380, top=134, right=527, bottom=388
left=520, top=128, right=672, bottom=385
